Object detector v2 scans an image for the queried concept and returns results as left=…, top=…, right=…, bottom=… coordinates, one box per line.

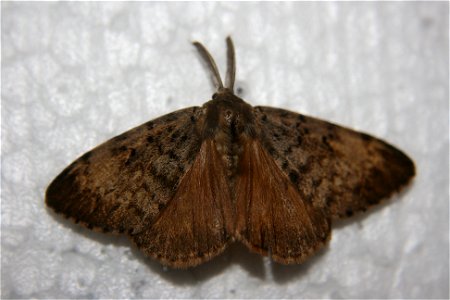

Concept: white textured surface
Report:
left=2, top=2, right=449, bottom=299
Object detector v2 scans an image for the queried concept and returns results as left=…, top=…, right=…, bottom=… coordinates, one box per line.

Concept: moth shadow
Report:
left=46, top=206, right=267, bottom=283
left=332, top=189, right=412, bottom=230
left=137, top=241, right=329, bottom=285
left=47, top=205, right=330, bottom=284
left=46, top=206, right=131, bottom=247
left=270, top=244, right=329, bottom=284
left=139, top=242, right=267, bottom=284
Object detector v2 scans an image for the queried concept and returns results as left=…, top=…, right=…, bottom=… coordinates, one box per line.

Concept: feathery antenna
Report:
left=193, top=37, right=236, bottom=93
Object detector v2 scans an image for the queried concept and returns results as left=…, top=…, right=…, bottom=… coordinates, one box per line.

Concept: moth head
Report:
left=212, top=87, right=235, bottom=100
left=210, top=87, right=249, bottom=109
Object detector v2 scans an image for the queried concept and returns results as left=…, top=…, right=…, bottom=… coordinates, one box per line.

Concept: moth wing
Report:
left=131, top=140, right=234, bottom=268
left=46, top=107, right=202, bottom=234
left=254, top=106, right=415, bottom=220
left=235, top=139, right=331, bottom=264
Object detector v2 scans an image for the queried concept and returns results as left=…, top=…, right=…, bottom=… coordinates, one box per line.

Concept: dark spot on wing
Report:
left=284, top=146, right=293, bottom=155
left=149, top=163, right=177, bottom=189
left=125, top=148, right=137, bottom=166
left=166, top=125, right=175, bottom=133
left=80, top=151, right=92, bottom=162
left=167, top=149, right=178, bottom=160
left=312, top=178, right=322, bottom=188
left=127, top=203, right=145, bottom=219
left=273, top=133, right=280, bottom=140
left=112, top=134, right=128, bottom=142
left=279, top=111, right=289, bottom=118
left=267, top=145, right=277, bottom=156
left=157, top=144, right=163, bottom=155
left=298, top=159, right=313, bottom=173
left=325, top=196, right=333, bottom=206
left=321, top=136, right=333, bottom=151
left=164, top=112, right=179, bottom=122
left=170, top=130, right=180, bottom=140
left=288, top=170, right=299, bottom=184
left=108, top=203, right=121, bottom=217
left=353, top=183, right=363, bottom=196
left=179, top=134, right=188, bottom=144
left=326, top=123, right=335, bottom=131
left=111, top=145, right=128, bottom=156
left=359, top=132, right=373, bottom=142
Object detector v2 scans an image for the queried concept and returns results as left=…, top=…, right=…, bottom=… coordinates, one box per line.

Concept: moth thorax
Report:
left=214, top=121, right=243, bottom=177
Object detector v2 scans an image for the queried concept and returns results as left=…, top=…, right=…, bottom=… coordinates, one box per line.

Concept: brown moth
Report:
left=46, top=37, right=415, bottom=268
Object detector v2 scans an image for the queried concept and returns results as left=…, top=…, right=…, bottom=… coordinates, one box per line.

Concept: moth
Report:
left=46, top=37, right=415, bottom=268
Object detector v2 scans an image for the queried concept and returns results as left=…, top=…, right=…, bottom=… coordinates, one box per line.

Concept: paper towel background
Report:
left=2, top=2, right=448, bottom=299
